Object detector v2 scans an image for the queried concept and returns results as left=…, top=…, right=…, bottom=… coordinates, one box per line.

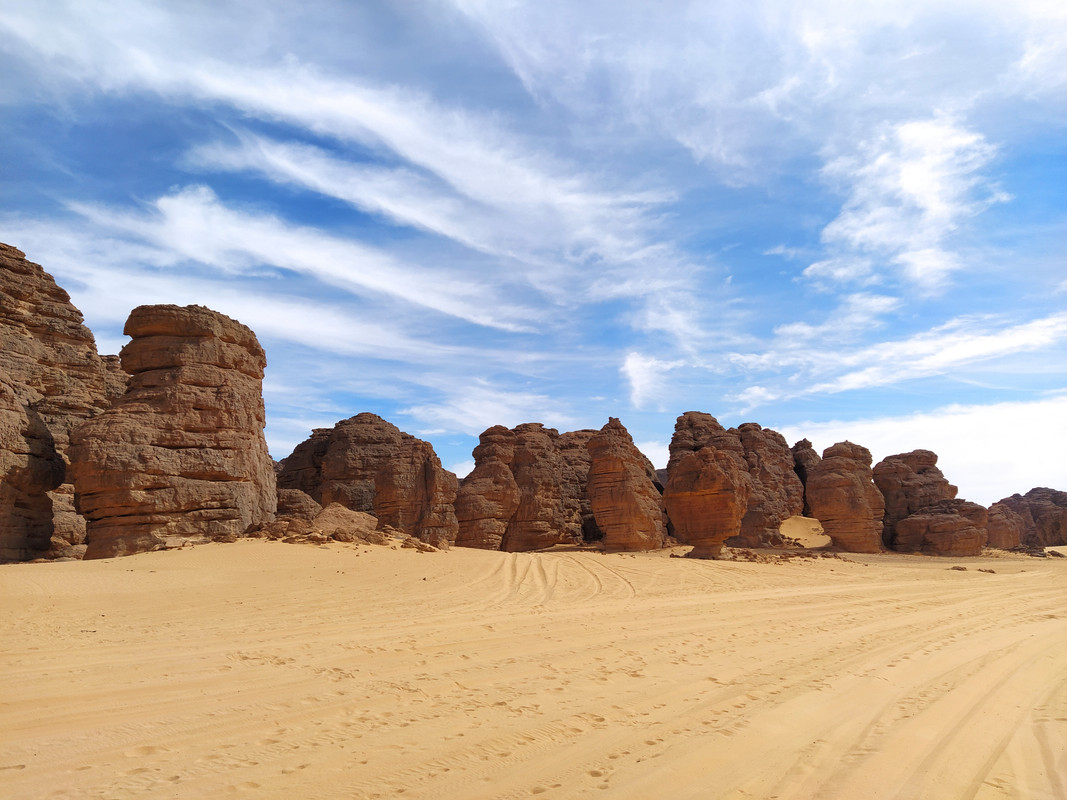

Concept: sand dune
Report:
left=2, top=541, right=1065, bottom=799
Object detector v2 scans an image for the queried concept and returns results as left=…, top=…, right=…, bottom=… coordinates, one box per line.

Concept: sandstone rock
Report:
left=0, top=375, right=65, bottom=560
left=665, top=412, right=802, bottom=547
left=277, top=488, right=323, bottom=522
left=997, top=488, right=1067, bottom=548
left=805, top=441, right=885, bottom=553
left=557, top=429, right=604, bottom=542
left=986, top=501, right=1023, bottom=549
left=663, top=446, right=753, bottom=559
left=277, top=413, right=458, bottom=546
left=69, top=305, right=277, bottom=558
left=790, top=439, right=821, bottom=517
left=873, top=450, right=958, bottom=550
left=309, top=503, right=388, bottom=545
left=585, top=418, right=665, bottom=552
left=455, top=423, right=585, bottom=551
left=893, top=499, right=988, bottom=556
left=0, top=243, right=119, bottom=560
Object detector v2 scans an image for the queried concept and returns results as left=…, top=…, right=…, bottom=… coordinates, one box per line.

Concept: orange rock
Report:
left=663, top=446, right=752, bottom=559
left=805, top=441, right=885, bottom=553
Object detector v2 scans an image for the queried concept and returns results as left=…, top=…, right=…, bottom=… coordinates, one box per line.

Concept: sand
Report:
left=2, top=539, right=1065, bottom=800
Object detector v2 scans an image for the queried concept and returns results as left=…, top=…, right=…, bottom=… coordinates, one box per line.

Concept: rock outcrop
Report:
left=996, top=488, right=1067, bottom=548
left=0, top=243, right=121, bottom=560
left=277, top=413, right=458, bottom=547
left=986, top=501, right=1023, bottom=549
left=663, top=445, right=753, bottom=559
left=873, top=450, right=958, bottom=550
left=585, top=418, right=665, bottom=552
left=69, top=305, right=277, bottom=558
left=805, top=441, right=885, bottom=553
left=790, top=439, right=821, bottom=517
left=557, top=429, right=604, bottom=542
left=893, top=499, right=988, bottom=556
left=454, top=423, right=585, bottom=551
left=665, top=412, right=802, bottom=547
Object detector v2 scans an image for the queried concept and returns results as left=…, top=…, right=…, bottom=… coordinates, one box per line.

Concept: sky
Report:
left=1, top=0, right=1065, bottom=506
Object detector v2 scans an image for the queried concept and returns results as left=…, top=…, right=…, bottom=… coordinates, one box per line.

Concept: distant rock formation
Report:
left=893, top=499, right=988, bottom=556
left=995, top=488, right=1067, bottom=548
left=585, top=418, right=665, bottom=552
left=805, top=441, right=885, bottom=553
left=454, top=423, right=585, bottom=551
left=556, top=429, right=604, bottom=542
left=873, top=450, right=958, bottom=550
left=663, top=446, right=753, bottom=559
left=986, top=501, right=1023, bottom=549
left=69, top=305, right=277, bottom=558
left=665, top=412, right=802, bottom=547
left=790, top=439, right=820, bottom=517
left=0, top=243, right=121, bottom=560
left=277, top=413, right=458, bottom=547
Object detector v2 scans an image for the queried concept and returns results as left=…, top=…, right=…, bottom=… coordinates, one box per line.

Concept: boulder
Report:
left=277, top=488, right=323, bottom=522
left=805, top=441, right=885, bottom=553
left=663, top=445, right=753, bottom=559
left=69, top=305, right=277, bottom=558
left=790, top=439, right=821, bottom=517
left=0, top=243, right=121, bottom=560
left=585, top=418, right=665, bottom=552
left=665, top=412, right=802, bottom=547
left=996, top=488, right=1067, bottom=549
left=277, top=413, right=458, bottom=546
left=893, top=499, right=988, bottom=556
left=454, top=423, right=585, bottom=551
left=873, top=450, right=957, bottom=549
left=986, top=501, right=1023, bottom=549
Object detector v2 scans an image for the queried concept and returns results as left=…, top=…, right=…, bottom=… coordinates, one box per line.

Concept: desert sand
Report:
left=2, top=537, right=1065, bottom=800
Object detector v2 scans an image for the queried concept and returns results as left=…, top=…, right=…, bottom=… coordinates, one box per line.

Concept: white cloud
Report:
left=634, top=439, right=670, bottom=471
left=622, top=352, right=685, bottom=409
left=778, top=393, right=1067, bottom=506
left=400, top=381, right=575, bottom=436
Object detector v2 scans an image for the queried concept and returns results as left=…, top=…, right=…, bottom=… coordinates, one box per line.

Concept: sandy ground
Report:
left=2, top=537, right=1065, bottom=800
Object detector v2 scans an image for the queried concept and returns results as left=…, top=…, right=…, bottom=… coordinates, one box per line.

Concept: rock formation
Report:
left=873, top=450, right=958, bottom=549
left=454, top=423, right=585, bottom=551
left=665, top=412, right=802, bottom=547
left=0, top=243, right=121, bottom=560
left=556, top=429, right=604, bottom=542
left=790, top=439, right=821, bottom=517
left=585, top=418, right=665, bottom=552
left=996, top=488, right=1067, bottom=548
left=893, top=499, right=988, bottom=556
left=985, top=501, right=1023, bottom=549
left=663, top=446, right=753, bottom=559
left=805, top=441, right=885, bottom=553
left=68, top=305, right=277, bottom=558
left=277, top=413, right=458, bottom=547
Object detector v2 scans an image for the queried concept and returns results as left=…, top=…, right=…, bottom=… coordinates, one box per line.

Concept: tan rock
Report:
left=663, top=446, right=753, bottom=559
left=585, top=418, right=665, bottom=552
left=454, top=426, right=520, bottom=550
left=805, top=441, right=885, bottom=553
left=986, top=501, right=1023, bottom=549
left=893, top=500, right=988, bottom=556
left=557, top=429, right=604, bottom=543
left=790, top=439, right=821, bottom=517
left=873, top=450, right=958, bottom=550
left=69, top=305, right=277, bottom=558
left=277, top=413, right=458, bottom=546
left=0, top=243, right=120, bottom=560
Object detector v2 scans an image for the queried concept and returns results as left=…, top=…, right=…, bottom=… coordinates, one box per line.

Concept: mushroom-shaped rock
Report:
left=663, top=446, right=753, bottom=559
left=69, top=305, right=277, bottom=558
left=893, top=499, right=988, bottom=556
left=805, top=441, right=885, bottom=553
left=873, top=450, right=957, bottom=550
left=585, top=418, right=665, bottom=552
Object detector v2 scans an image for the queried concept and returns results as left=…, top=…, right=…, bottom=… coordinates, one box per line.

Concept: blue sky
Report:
left=1, top=0, right=1065, bottom=506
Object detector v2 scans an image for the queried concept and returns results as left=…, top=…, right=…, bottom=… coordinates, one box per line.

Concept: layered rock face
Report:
left=455, top=423, right=585, bottom=551
left=873, top=450, right=958, bottom=549
left=986, top=501, right=1023, bottom=549
left=585, top=418, right=665, bottom=552
left=665, top=412, right=802, bottom=547
left=663, top=446, right=753, bottom=559
left=805, top=441, right=885, bottom=553
left=790, top=439, right=821, bottom=517
left=996, top=488, right=1067, bottom=548
left=277, top=413, right=458, bottom=546
left=557, top=429, right=603, bottom=542
left=0, top=243, right=121, bottom=560
left=893, top=499, right=988, bottom=556
left=69, top=305, right=277, bottom=558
